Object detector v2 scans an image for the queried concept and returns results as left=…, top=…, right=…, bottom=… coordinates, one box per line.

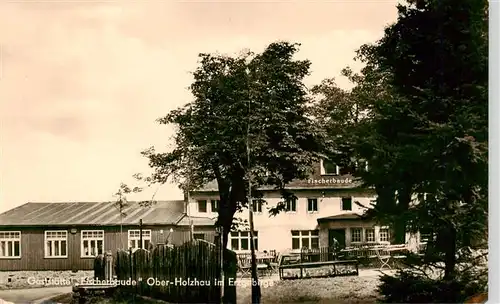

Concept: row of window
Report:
left=0, top=228, right=397, bottom=257
left=228, top=227, right=390, bottom=251
left=0, top=230, right=152, bottom=259
left=197, top=199, right=220, bottom=213
left=197, top=197, right=354, bottom=213
left=229, top=230, right=320, bottom=251
left=350, top=227, right=389, bottom=243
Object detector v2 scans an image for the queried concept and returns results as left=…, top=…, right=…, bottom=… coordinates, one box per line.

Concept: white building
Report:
left=188, top=160, right=415, bottom=253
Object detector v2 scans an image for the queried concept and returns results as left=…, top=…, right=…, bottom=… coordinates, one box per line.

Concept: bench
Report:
left=278, top=260, right=359, bottom=280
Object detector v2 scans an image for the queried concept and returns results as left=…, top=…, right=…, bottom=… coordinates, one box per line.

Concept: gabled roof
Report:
left=316, top=213, right=369, bottom=222
left=0, top=201, right=188, bottom=227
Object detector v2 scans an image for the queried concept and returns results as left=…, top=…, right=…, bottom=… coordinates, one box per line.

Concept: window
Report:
left=45, top=231, right=68, bottom=258
left=230, top=231, right=258, bottom=251
left=285, top=197, right=297, bottom=212
left=341, top=197, right=352, bottom=211
left=193, top=233, right=205, bottom=240
left=307, top=198, right=318, bottom=212
left=0, top=231, right=21, bottom=258
left=379, top=228, right=390, bottom=243
left=320, top=159, right=339, bottom=175
left=252, top=201, right=263, bottom=213
left=211, top=200, right=220, bottom=212
left=198, top=200, right=207, bottom=213
left=291, top=230, right=319, bottom=250
left=365, top=228, right=375, bottom=243
left=81, top=230, right=104, bottom=257
left=351, top=228, right=362, bottom=243
left=128, top=230, right=151, bottom=251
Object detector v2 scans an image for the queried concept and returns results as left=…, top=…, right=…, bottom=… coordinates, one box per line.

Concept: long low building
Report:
left=0, top=200, right=215, bottom=271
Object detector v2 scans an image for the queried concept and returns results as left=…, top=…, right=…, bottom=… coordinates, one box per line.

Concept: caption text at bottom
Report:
left=26, top=277, right=275, bottom=288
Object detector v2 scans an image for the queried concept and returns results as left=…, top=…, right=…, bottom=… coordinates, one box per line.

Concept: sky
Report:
left=0, top=0, right=399, bottom=214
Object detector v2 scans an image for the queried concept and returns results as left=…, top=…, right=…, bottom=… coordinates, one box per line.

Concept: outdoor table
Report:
left=373, top=245, right=408, bottom=270
left=256, top=254, right=275, bottom=261
left=385, top=245, right=408, bottom=267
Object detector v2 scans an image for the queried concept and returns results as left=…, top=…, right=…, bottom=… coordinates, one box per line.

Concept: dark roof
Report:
left=0, top=201, right=188, bottom=227
left=317, top=213, right=368, bottom=222
left=192, top=162, right=364, bottom=193
left=193, top=177, right=362, bottom=193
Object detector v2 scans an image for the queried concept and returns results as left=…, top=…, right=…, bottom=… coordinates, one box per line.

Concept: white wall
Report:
left=189, top=189, right=376, bottom=253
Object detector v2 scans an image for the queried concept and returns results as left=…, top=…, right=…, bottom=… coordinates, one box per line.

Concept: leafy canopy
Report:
left=142, top=41, right=326, bottom=227
left=351, top=0, right=488, bottom=285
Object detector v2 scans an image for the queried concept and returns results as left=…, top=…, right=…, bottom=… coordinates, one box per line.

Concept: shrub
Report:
left=378, top=270, right=486, bottom=303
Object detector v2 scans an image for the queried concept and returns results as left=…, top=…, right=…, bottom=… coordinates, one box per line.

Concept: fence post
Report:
left=105, top=251, right=113, bottom=281
left=94, top=254, right=105, bottom=280
left=129, top=247, right=135, bottom=295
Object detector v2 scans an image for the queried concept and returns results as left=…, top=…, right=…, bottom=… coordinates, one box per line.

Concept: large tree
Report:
left=142, top=42, right=325, bottom=303
left=309, top=67, right=415, bottom=244
left=354, top=0, right=488, bottom=284
left=309, top=70, right=368, bottom=168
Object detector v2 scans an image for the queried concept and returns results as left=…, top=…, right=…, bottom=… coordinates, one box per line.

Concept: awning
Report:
left=316, top=213, right=369, bottom=223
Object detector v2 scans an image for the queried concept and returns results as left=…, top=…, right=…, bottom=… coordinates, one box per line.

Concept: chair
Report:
left=269, top=249, right=277, bottom=257
left=237, top=254, right=251, bottom=277
left=257, top=261, right=269, bottom=276
left=254, top=253, right=269, bottom=276
left=388, top=244, right=408, bottom=267
left=376, top=246, right=392, bottom=271
left=268, top=252, right=281, bottom=274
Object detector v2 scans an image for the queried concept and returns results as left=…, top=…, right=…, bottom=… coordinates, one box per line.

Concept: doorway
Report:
left=328, top=229, right=346, bottom=249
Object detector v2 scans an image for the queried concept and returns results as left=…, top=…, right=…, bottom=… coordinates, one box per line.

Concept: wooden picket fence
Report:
left=95, top=240, right=237, bottom=304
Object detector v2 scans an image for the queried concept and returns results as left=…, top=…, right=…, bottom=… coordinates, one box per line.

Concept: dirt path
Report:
left=0, top=286, right=71, bottom=303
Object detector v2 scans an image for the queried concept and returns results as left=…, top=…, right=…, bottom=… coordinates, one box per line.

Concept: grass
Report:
left=49, top=275, right=380, bottom=303
left=237, top=276, right=380, bottom=304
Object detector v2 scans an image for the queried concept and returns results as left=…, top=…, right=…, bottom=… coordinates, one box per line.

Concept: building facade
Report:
left=0, top=201, right=215, bottom=271
left=188, top=159, right=403, bottom=254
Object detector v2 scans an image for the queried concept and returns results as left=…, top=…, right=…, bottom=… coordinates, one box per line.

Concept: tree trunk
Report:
left=393, top=187, right=411, bottom=244
left=220, top=220, right=236, bottom=304
left=375, top=184, right=397, bottom=214
left=215, top=185, right=237, bottom=304
left=392, top=219, right=407, bottom=244
left=213, top=169, right=249, bottom=303
left=443, top=224, right=457, bottom=280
